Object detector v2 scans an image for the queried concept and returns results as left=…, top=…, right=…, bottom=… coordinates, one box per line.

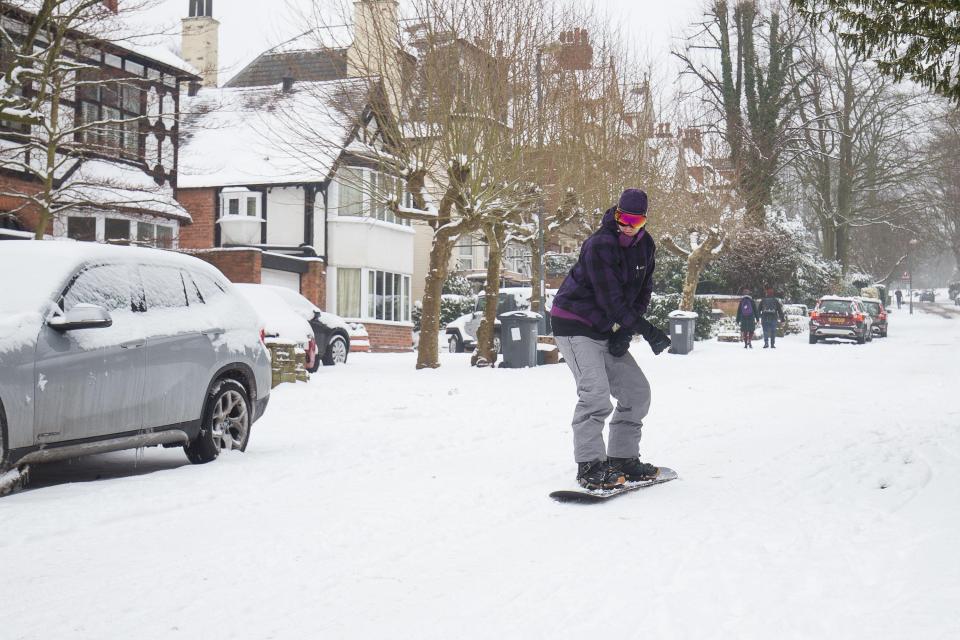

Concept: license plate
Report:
left=829, top=318, right=846, bottom=325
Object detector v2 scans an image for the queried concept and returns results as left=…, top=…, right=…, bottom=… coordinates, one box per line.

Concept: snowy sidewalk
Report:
left=2, top=309, right=959, bottom=639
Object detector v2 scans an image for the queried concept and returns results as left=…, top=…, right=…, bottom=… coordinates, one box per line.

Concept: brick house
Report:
left=173, top=0, right=417, bottom=352
left=0, top=0, right=200, bottom=244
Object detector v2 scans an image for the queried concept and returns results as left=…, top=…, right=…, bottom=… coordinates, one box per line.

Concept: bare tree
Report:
left=675, top=0, right=809, bottom=227
left=0, top=0, right=178, bottom=238
left=921, top=105, right=960, bottom=278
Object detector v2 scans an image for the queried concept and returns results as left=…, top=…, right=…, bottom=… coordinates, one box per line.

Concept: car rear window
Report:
left=819, top=301, right=852, bottom=313
left=862, top=301, right=881, bottom=315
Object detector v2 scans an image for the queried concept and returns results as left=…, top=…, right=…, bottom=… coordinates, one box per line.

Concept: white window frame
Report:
left=220, top=189, right=262, bottom=219
left=334, top=167, right=412, bottom=227
left=335, top=267, right=411, bottom=324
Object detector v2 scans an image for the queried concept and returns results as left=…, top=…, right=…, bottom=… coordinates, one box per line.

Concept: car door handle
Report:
left=202, top=327, right=225, bottom=336
left=120, top=339, right=145, bottom=349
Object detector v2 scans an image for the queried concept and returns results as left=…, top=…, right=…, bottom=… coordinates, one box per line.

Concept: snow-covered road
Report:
left=3, top=304, right=959, bottom=639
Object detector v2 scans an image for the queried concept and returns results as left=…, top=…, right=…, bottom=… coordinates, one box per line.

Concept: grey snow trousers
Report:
left=554, top=335, right=652, bottom=463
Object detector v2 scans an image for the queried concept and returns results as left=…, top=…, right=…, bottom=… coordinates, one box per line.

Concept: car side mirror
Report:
left=48, top=304, right=113, bottom=331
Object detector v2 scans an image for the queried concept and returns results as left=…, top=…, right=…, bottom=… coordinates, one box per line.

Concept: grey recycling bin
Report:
left=498, top=311, right=542, bottom=368
left=668, top=311, right=697, bottom=355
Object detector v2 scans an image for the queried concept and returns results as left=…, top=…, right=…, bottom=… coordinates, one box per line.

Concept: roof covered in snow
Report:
left=178, top=78, right=375, bottom=188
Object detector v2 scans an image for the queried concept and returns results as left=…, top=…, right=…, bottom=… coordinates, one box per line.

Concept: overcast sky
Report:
left=139, top=0, right=707, bottom=85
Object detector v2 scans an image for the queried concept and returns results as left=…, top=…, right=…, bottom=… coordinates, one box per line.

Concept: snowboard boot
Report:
left=608, top=457, right=660, bottom=482
left=577, top=461, right=626, bottom=490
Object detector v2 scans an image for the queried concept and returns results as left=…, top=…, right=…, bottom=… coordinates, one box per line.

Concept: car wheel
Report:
left=322, top=335, right=349, bottom=366
left=881, top=329, right=888, bottom=338
left=448, top=334, right=463, bottom=353
left=185, top=379, right=251, bottom=464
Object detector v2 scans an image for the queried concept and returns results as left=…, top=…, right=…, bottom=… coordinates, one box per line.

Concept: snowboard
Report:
left=549, top=467, right=678, bottom=503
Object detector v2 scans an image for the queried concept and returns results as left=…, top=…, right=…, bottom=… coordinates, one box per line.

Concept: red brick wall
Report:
left=364, top=322, right=414, bottom=352
left=0, top=174, right=48, bottom=235
left=188, top=249, right=262, bottom=283
left=175, top=187, right=218, bottom=249
left=300, top=260, right=327, bottom=310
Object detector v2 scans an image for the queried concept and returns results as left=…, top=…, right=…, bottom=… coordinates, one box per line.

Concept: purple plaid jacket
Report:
left=551, top=207, right=656, bottom=335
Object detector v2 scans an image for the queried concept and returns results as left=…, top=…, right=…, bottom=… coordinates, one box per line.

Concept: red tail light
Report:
left=854, top=313, right=864, bottom=322
left=879, top=312, right=887, bottom=320
left=810, top=311, right=820, bottom=321
left=259, top=328, right=266, bottom=344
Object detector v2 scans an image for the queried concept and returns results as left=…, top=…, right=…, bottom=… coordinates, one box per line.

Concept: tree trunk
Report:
left=473, top=223, right=504, bottom=367
left=679, top=229, right=724, bottom=311
left=417, top=232, right=457, bottom=369
left=528, top=225, right=543, bottom=314
left=821, top=221, right=837, bottom=263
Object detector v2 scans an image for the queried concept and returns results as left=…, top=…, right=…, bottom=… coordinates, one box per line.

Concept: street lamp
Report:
left=908, top=238, right=918, bottom=315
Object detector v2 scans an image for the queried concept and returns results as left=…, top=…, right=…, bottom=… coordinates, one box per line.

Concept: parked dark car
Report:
left=809, top=296, right=873, bottom=344
left=919, top=289, right=935, bottom=302
left=261, top=285, right=352, bottom=371
left=860, top=298, right=888, bottom=337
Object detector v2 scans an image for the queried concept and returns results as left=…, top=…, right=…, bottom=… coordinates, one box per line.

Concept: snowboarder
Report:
left=550, top=188, right=671, bottom=490
left=736, top=288, right=758, bottom=349
left=895, top=289, right=903, bottom=309
left=758, top=286, right=786, bottom=348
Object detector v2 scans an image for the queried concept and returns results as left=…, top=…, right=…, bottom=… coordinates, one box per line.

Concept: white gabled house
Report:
left=175, top=76, right=415, bottom=351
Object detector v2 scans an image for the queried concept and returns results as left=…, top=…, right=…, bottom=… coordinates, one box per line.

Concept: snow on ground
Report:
left=2, top=303, right=959, bottom=639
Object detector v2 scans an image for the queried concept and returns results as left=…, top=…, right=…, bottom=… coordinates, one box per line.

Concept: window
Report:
left=140, top=265, right=188, bottom=309
left=337, top=268, right=361, bottom=317
left=105, top=218, right=130, bottom=243
left=124, top=60, right=144, bottom=76
left=246, top=196, right=257, bottom=216
left=182, top=270, right=204, bottom=305
left=192, top=271, right=226, bottom=302
left=337, top=167, right=363, bottom=216
left=67, top=217, right=96, bottom=242
left=104, top=53, right=122, bottom=69
left=63, top=264, right=135, bottom=312
left=156, top=226, right=173, bottom=249
left=222, top=192, right=260, bottom=218
left=228, top=199, right=239, bottom=215
left=365, top=269, right=411, bottom=322
left=457, top=242, right=473, bottom=270
left=137, top=222, right=155, bottom=245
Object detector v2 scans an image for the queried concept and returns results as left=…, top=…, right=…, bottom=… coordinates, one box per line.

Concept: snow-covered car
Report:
left=809, top=296, right=873, bottom=344
left=445, top=287, right=556, bottom=353
left=0, top=242, right=272, bottom=495
left=232, top=284, right=317, bottom=370
left=257, top=285, right=353, bottom=370
left=859, top=298, right=888, bottom=337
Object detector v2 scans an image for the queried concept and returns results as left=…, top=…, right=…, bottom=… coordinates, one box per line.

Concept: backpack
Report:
left=740, top=298, right=753, bottom=317
left=760, top=297, right=778, bottom=315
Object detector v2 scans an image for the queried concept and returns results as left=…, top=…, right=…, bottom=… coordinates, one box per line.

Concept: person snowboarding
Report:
left=736, top=288, right=758, bottom=349
left=550, top=188, right=671, bottom=491
left=895, top=289, right=903, bottom=309
left=758, top=286, right=785, bottom=348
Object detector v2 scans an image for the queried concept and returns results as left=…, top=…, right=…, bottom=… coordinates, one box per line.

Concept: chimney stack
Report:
left=181, top=0, right=220, bottom=88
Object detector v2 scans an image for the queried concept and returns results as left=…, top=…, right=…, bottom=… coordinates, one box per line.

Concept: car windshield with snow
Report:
left=0, top=242, right=272, bottom=495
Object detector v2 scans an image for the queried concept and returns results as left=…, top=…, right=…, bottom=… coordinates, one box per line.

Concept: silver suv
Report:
left=0, top=242, right=272, bottom=494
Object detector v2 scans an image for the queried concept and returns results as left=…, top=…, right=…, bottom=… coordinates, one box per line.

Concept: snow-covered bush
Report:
left=412, top=295, right=475, bottom=331
left=545, top=252, right=578, bottom=277
left=653, top=252, right=724, bottom=295
left=442, top=274, right=474, bottom=297
left=645, top=293, right=715, bottom=340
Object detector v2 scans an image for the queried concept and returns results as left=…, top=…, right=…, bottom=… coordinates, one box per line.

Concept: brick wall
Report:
left=300, top=259, right=327, bottom=310
left=189, top=248, right=262, bottom=283
left=0, top=174, right=47, bottom=235
left=175, top=187, right=218, bottom=249
left=364, top=322, right=414, bottom=352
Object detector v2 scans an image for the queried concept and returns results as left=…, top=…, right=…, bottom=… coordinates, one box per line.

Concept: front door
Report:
left=34, top=264, right=147, bottom=443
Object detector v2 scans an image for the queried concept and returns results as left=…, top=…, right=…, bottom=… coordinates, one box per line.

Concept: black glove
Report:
left=608, top=328, right=633, bottom=357
left=636, top=317, right=671, bottom=355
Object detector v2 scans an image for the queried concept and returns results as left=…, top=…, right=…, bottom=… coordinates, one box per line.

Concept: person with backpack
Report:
left=895, top=289, right=903, bottom=309
left=758, top=286, right=786, bottom=348
left=735, top=288, right=758, bottom=349
left=550, top=188, right=672, bottom=490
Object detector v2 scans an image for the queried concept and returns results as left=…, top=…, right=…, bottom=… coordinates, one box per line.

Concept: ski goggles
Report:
left=615, top=209, right=647, bottom=229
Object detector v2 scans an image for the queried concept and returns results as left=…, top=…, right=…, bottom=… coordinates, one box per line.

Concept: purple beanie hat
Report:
left=617, top=188, right=648, bottom=216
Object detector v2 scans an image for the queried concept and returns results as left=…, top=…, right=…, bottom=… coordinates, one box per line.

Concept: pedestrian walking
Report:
left=551, top=188, right=672, bottom=490
left=895, top=289, right=903, bottom=309
left=736, top=288, right=758, bottom=349
left=758, top=286, right=786, bottom=348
